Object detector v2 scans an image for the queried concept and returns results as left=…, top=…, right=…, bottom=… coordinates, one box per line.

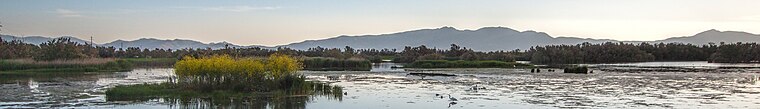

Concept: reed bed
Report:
left=0, top=58, right=132, bottom=72
left=173, top=54, right=302, bottom=92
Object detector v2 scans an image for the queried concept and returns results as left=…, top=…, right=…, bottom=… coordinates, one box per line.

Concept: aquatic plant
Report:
left=173, top=54, right=303, bottom=92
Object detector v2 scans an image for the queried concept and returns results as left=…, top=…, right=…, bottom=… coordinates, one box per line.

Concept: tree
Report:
left=34, top=38, right=97, bottom=61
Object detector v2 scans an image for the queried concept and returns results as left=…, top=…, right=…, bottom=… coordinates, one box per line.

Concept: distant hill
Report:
left=281, top=27, right=616, bottom=51
left=654, top=29, right=760, bottom=44
left=0, top=35, right=260, bottom=50
left=2, top=27, right=760, bottom=51
left=101, top=38, right=261, bottom=50
left=282, top=27, right=760, bottom=51
left=0, top=35, right=90, bottom=45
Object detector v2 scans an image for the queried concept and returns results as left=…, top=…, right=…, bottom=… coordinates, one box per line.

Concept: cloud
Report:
left=199, top=6, right=281, bottom=12
left=55, top=9, right=84, bottom=17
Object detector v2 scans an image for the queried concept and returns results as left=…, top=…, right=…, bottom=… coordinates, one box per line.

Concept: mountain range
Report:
left=2, top=27, right=760, bottom=51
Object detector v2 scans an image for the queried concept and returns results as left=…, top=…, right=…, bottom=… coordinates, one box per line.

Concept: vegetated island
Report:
left=105, top=54, right=344, bottom=105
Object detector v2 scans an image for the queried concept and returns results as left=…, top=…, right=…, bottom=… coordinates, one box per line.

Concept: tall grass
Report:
left=173, top=54, right=302, bottom=92
left=0, top=58, right=132, bottom=72
left=302, top=57, right=371, bottom=71
left=406, top=60, right=532, bottom=68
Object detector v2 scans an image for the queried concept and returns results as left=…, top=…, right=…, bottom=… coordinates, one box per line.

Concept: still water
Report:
left=2, top=62, right=760, bottom=109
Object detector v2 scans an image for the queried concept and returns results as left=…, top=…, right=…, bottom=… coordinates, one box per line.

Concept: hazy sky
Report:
left=1, top=0, right=759, bottom=46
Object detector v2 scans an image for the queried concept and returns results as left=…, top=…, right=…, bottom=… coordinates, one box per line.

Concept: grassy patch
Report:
left=0, top=58, right=132, bottom=72
left=405, top=60, right=533, bottom=68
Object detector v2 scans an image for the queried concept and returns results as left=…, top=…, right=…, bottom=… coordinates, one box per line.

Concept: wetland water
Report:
left=2, top=62, right=760, bottom=109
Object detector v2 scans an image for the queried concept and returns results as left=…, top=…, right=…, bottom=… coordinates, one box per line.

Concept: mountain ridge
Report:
left=2, top=27, right=760, bottom=51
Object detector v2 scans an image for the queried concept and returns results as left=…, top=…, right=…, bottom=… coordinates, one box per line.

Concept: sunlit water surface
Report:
left=2, top=62, right=760, bottom=109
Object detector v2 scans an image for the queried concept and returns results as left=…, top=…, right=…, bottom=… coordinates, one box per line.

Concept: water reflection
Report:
left=3, top=62, right=760, bottom=108
left=371, top=63, right=404, bottom=72
left=108, top=82, right=344, bottom=109
left=0, top=68, right=171, bottom=108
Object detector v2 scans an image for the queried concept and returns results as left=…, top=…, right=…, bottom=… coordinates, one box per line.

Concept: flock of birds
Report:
left=435, top=85, right=485, bottom=108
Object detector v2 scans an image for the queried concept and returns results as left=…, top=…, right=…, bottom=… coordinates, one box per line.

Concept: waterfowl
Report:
left=448, top=102, right=457, bottom=108
left=448, top=94, right=458, bottom=101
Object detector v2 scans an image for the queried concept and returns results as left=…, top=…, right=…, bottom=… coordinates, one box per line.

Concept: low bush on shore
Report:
left=302, top=57, right=371, bottom=71
left=406, top=60, right=532, bottom=68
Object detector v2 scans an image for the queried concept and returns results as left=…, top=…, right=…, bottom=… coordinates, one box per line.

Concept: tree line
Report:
left=2, top=37, right=759, bottom=64
left=528, top=42, right=758, bottom=64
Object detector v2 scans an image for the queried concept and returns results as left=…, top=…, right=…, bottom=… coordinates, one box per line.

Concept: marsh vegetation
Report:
left=105, top=54, right=345, bottom=106
left=0, top=58, right=132, bottom=72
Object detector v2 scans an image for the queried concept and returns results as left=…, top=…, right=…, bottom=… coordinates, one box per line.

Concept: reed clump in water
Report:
left=173, top=54, right=302, bottom=92
left=107, top=54, right=344, bottom=102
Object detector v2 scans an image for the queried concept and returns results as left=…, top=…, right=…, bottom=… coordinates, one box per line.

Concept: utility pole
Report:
left=90, top=36, right=94, bottom=47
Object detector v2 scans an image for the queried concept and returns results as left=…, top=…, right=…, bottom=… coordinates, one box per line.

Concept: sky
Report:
left=1, top=0, right=759, bottom=46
